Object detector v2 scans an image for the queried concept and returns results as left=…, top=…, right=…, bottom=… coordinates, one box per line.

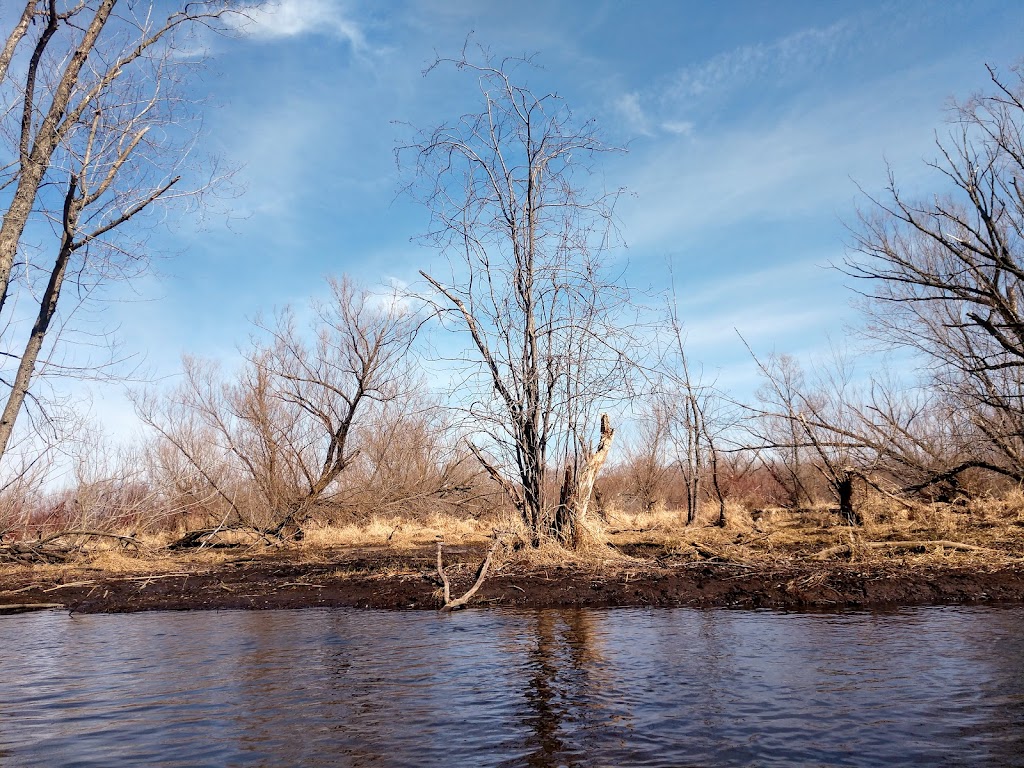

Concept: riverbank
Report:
left=3, top=542, right=1024, bottom=614
left=4, top=505, right=1024, bottom=613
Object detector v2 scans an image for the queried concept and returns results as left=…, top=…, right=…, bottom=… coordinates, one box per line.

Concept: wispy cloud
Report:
left=666, top=21, right=852, bottom=102
left=614, top=92, right=653, bottom=136
left=611, top=19, right=856, bottom=139
left=615, top=63, right=947, bottom=252
left=229, top=0, right=366, bottom=48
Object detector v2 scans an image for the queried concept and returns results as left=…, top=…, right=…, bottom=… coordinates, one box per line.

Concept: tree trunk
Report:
left=837, top=474, right=861, bottom=526
left=552, top=415, right=615, bottom=549
left=0, top=176, right=78, bottom=456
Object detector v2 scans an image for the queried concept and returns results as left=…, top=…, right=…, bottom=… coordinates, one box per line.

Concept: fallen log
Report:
left=169, top=527, right=240, bottom=550
left=689, top=541, right=745, bottom=563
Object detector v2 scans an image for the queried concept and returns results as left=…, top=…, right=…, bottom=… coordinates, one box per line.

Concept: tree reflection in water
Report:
left=513, top=609, right=609, bottom=768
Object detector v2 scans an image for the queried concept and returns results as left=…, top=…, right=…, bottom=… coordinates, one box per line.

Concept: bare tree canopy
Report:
left=0, top=0, right=240, bottom=465
left=846, top=64, right=1024, bottom=484
left=400, top=49, right=634, bottom=547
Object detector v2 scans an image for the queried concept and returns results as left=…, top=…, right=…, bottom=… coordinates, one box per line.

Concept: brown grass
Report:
left=4, top=491, right=1023, bottom=574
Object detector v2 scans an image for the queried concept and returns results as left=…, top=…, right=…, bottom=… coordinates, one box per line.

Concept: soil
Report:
left=3, top=544, right=1024, bottom=614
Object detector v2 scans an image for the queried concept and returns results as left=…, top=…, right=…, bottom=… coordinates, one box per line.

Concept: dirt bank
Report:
left=3, top=544, right=1024, bottom=614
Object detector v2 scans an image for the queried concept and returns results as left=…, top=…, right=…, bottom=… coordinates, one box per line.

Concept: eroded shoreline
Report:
left=3, top=545, right=1024, bottom=614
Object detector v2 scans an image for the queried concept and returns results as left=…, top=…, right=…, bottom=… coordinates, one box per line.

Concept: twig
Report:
left=43, top=580, right=97, bottom=592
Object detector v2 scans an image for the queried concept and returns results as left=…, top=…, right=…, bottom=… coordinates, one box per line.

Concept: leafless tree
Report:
left=846, top=63, right=1024, bottom=487
left=747, top=352, right=818, bottom=510
left=621, top=402, right=671, bottom=514
left=657, top=290, right=732, bottom=526
left=742, top=338, right=999, bottom=522
left=400, top=49, right=633, bottom=548
left=0, top=1, right=242, bottom=468
left=755, top=350, right=865, bottom=523
left=138, top=277, right=416, bottom=540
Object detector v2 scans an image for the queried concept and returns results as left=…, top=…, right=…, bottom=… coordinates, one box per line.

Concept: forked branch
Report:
left=436, top=532, right=505, bottom=611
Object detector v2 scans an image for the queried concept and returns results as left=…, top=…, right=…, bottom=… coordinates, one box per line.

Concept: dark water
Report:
left=1, top=606, right=1023, bottom=767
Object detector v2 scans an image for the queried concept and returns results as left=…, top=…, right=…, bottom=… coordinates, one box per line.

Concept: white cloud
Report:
left=614, top=92, right=652, bottom=136
left=229, top=0, right=366, bottom=48
left=660, top=120, right=694, bottom=137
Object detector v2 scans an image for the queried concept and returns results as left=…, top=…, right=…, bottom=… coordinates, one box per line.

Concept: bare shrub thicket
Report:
left=329, top=397, right=497, bottom=522
left=137, top=277, right=416, bottom=540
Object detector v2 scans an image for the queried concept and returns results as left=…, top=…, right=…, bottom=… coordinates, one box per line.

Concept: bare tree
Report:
left=621, top=401, right=670, bottom=514
left=0, top=1, right=241, bottom=466
left=743, top=346, right=867, bottom=524
left=138, top=277, right=416, bottom=541
left=748, top=352, right=817, bottom=510
left=657, top=292, right=732, bottom=526
left=741, top=339, right=994, bottom=523
left=846, top=63, right=1024, bottom=487
left=401, top=49, right=632, bottom=548
left=343, top=396, right=489, bottom=520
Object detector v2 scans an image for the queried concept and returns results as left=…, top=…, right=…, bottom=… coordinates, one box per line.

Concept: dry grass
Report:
left=592, top=492, right=1024, bottom=567
left=4, top=491, right=1023, bottom=573
left=302, top=513, right=496, bottom=549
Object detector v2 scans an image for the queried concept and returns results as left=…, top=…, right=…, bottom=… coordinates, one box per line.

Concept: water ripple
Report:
left=0, top=606, right=1022, bottom=766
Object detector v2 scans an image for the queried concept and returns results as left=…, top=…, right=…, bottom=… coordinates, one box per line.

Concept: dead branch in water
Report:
left=436, top=532, right=505, bottom=612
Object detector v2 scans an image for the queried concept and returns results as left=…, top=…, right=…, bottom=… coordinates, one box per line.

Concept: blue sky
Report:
left=84, top=0, right=1024, bottom=434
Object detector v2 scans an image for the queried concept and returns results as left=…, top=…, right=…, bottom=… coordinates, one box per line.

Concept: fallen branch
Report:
left=436, top=532, right=505, bottom=612
left=36, top=530, right=144, bottom=549
left=0, top=603, right=64, bottom=614
left=689, top=541, right=743, bottom=563
left=811, top=539, right=1011, bottom=561
left=0, top=529, right=147, bottom=564
left=606, top=528, right=651, bottom=534
left=42, top=572, right=198, bottom=592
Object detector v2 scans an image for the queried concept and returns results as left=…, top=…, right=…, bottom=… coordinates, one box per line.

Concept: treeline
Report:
left=2, top=4, right=1024, bottom=552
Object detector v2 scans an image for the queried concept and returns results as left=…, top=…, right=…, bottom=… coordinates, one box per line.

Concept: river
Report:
left=1, top=606, right=1022, bottom=766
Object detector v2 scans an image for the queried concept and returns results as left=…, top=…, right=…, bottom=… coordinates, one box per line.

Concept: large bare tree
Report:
left=846, top=64, right=1024, bottom=487
left=401, top=50, right=631, bottom=548
left=0, top=1, right=239, bottom=465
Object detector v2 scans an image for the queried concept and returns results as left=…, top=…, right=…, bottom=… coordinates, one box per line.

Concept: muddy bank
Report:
left=3, top=545, right=1024, bottom=614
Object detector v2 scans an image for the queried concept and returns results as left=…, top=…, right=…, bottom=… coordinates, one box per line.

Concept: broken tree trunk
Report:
left=836, top=474, right=861, bottom=526
left=552, top=414, right=615, bottom=549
